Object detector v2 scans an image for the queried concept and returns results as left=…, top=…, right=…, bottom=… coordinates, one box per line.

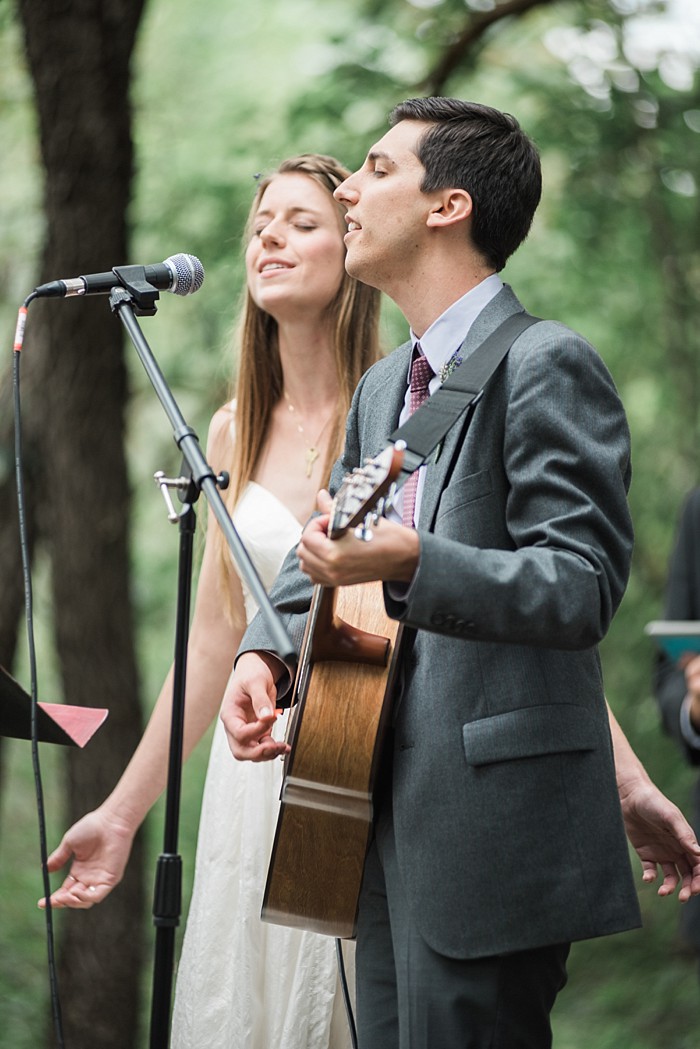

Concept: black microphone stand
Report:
left=107, top=279, right=297, bottom=1049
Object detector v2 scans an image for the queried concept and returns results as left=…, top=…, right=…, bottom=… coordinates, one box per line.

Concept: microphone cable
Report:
left=12, top=293, right=66, bottom=1048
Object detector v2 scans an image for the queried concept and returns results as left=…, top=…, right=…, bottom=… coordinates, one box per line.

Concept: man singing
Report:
left=221, top=98, right=696, bottom=1048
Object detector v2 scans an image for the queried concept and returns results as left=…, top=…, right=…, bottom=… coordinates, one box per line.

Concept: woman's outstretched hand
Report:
left=38, top=807, right=136, bottom=910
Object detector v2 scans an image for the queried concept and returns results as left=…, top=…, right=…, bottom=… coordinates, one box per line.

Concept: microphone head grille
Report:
left=164, top=253, right=205, bottom=295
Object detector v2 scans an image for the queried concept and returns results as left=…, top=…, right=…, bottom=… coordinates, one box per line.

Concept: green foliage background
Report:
left=1, top=0, right=699, bottom=1045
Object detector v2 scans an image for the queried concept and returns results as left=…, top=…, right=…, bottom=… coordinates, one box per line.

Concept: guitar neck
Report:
left=328, top=445, right=404, bottom=539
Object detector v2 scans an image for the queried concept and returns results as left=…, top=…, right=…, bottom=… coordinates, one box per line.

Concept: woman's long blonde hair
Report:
left=216, top=154, right=381, bottom=612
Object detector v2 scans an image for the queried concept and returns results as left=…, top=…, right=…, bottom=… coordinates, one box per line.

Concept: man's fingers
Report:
left=229, top=717, right=276, bottom=747
left=678, top=878, right=693, bottom=904
left=223, top=708, right=289, bottom=762
left=229, top=734, right=289, bottom=763
left=656, top=861, right=686, bottom=897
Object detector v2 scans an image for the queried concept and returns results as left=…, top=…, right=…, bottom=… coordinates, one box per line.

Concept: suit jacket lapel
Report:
left=366, top=340, right=412, bottom=460
left=417, top=284, right=525, bottom=530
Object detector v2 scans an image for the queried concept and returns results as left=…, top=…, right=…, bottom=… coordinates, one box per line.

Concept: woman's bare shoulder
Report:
left=206, top=400, right=235, bottom=458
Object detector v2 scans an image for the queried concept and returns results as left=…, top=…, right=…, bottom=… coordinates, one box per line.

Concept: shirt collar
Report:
left=408, top=273, right=503, bottom=382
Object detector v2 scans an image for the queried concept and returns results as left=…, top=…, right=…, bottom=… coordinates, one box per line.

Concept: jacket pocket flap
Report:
left=462, top=704, right=597, bottom=767
left=436, top=467, right=493, bottom=518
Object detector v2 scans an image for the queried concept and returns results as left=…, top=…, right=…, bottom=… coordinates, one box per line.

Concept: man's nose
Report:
left=334, top=177, right=358, bottom=205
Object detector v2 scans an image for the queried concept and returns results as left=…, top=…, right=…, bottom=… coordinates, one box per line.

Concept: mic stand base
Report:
left=149, top=497, right=195, bottom=1049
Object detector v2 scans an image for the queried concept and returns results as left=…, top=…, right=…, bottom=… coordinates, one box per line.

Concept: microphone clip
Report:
left=109, top=265, right=161, bottom=315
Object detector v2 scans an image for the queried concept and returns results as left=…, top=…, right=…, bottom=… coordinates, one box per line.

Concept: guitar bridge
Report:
left=310, top=586, right=391, bottom=666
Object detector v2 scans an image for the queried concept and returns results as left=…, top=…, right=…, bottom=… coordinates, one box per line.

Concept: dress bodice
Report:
left=232, top=481, right=304, bottom=626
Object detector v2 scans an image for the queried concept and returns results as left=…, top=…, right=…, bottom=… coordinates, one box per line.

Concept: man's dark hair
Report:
left=389, top=98, right=542, bottom=272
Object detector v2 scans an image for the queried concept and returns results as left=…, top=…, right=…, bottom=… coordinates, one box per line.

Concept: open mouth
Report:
left=259, top=260, right=293, bottom=274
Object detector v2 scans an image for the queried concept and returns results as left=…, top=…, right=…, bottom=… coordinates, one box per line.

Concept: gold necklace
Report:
left=282, top=391, right=334, bottom=477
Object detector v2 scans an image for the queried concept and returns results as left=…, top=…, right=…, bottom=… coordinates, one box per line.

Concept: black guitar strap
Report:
left=389, top=311, right=539, bottom=486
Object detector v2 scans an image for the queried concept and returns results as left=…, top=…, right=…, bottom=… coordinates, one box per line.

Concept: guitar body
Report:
left=262, top=580, right=402, bottom=938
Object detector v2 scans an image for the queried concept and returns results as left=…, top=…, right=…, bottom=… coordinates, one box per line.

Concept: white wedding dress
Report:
left=171, top=481, right=354, bottom=1049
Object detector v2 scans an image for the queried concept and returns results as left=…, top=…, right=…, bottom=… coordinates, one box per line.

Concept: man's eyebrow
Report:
left=367, top=149, right=394, bottom=165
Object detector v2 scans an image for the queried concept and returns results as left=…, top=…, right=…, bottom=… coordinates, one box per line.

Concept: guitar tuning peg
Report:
left=354, top=512, right=374, bottom=543
left=383, top=483, right=397, bottom=515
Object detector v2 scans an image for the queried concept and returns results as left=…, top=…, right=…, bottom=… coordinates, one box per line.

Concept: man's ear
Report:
left=426, top=189, right=473, bottom=229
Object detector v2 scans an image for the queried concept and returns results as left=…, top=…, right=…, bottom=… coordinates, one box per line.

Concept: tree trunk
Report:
left=15, top=1, right=147, bottom=1046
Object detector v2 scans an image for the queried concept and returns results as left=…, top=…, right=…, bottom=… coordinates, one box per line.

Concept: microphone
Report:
left=33, top=253, right=205, bottom=299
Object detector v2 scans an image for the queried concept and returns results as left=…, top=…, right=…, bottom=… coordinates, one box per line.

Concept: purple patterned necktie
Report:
left=402, top=347, right=434, bottom=528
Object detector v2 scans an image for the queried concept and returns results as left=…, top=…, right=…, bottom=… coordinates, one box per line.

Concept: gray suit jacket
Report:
left=242, top=285, right=642, bottom=958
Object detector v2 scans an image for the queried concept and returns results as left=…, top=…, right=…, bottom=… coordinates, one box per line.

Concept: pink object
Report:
left=1, top=664, right=108, bottom=747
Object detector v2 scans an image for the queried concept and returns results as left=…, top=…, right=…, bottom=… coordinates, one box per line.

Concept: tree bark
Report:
left=15, top=1, right=147, bottom=1046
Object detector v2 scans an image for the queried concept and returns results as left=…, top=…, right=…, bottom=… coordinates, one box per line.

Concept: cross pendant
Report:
left=305, top=447, right=319, bottom=478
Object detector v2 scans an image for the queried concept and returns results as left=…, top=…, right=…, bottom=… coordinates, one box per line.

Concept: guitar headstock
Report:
left=328, top=445, right=404, bottom=540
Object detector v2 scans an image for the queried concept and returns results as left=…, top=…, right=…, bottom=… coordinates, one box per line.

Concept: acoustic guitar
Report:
left=262, top=445, right=405, bottom=938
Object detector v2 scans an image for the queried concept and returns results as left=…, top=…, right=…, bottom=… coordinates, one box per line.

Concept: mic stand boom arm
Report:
left=108, top=285, right=296, bottom=1049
